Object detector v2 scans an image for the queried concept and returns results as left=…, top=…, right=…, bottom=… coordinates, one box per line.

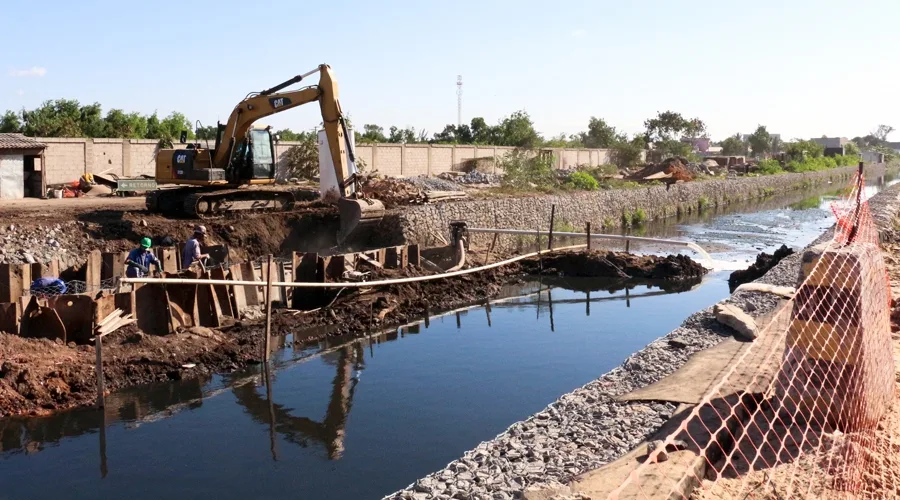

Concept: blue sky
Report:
left=1, top=0, right=898, bottom=141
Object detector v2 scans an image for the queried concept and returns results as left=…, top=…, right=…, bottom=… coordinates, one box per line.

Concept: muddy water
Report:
left=0, top=173, right=896, bottom=500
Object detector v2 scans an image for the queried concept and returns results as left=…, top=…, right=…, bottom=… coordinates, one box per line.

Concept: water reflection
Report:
left=230, top=344, right=363, bottom=460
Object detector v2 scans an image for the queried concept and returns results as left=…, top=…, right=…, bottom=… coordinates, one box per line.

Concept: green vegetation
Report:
left=498, top=150, right=556, bottom=190
left=567, top=171, right=600, bottom=191
left=698, top=196, right=711, bottom=211
left=757, top=159, right=784, bottom=175
left=759, top=187, right=776, bottom=197
left=601, top=216, right=616, bottom=228
left=623, top=208, right=648, bottom=227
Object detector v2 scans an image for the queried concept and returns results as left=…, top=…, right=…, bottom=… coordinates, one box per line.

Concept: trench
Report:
left=0, top=172, right=897, bottom=500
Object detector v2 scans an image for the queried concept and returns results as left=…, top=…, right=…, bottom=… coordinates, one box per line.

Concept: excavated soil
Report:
left=524, top=250, right=708, bottom=280
left=728, top=245, right=795, bottom=291
left=0, top=323, right=264, bottom=417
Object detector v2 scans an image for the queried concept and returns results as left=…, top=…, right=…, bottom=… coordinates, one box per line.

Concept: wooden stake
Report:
left=483, top=233, right=499, bottom=266
left=548, top=204, right=556, bottom=250
left=95, top=327, right=105, bottom=408
left=264, top=254, right=273, bottom=362
left=586, top=222, right=592, bottom=251
left=626, top=239, right=631, bottom=253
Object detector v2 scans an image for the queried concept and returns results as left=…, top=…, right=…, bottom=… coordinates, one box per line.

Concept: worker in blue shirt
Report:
left=126, top=237, right=161, bottom=278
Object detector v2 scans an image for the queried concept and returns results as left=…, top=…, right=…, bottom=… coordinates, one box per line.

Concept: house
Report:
left=811, top=137, right=849, bottom=157
left=0, top=134, right=47, bottom=199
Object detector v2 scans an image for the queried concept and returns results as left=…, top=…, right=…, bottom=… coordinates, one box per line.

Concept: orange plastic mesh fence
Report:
left=610, top=169, right=897, bottom=499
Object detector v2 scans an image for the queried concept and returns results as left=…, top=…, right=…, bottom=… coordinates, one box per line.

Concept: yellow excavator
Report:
left=146, top=64, right=384, bottom=244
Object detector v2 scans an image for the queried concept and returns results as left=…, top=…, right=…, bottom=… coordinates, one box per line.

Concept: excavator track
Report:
left=146, top=187, right=295, bottom=218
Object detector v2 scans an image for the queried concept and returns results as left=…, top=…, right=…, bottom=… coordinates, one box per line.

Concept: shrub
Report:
left=281, top=138, right=319, bottom=180
left=568, top=171, right=599, bottom=191
left=757, top=159, right=784, bottom=175
left=698, top=196, right=711, bottom=211
left=499, top=149, right=556, bottom=190
left=625, top=208, right=647, bottom=227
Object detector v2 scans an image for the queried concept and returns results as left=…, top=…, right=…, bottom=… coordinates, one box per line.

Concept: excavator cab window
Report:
left=248, top=128, right=275, bottom=179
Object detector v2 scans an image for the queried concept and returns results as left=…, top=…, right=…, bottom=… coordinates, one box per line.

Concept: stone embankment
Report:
left=396, top=165, right=879, bottom=252
left=385, top=181, right=900, bottom=500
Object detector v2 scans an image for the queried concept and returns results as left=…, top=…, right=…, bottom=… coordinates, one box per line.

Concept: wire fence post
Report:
left=586, top=222, right=592, bottom=251
left=548, top=204, right=556, bottom=250
left=264, top=254, right=273, bottom=362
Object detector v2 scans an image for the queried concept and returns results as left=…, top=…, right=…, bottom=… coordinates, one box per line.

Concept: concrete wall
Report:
left=395, top=165, right=878, bottom=252
left=38, top=137, right=616, bottom=185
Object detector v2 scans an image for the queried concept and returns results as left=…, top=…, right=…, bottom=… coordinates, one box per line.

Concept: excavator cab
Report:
left=226, top=127, right=276, bottom=183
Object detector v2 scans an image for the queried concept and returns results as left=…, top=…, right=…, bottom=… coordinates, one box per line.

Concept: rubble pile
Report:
left=403, top=175, right=462, bottom=191
left=360, top=176, right=426, bottom=208
left=0, top=223, right=77, bottom=267
left=629, top=157, right=696, bottom=182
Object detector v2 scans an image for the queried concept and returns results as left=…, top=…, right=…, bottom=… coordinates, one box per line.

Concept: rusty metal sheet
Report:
left=135, top=284, right=170, bottom=335
left=47, top=295, right=94, bottom=344
left=0, top=301, right=20, bottom=335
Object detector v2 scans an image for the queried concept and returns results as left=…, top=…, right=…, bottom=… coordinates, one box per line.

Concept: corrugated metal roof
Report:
left=0, top=133, right=46, bottom=150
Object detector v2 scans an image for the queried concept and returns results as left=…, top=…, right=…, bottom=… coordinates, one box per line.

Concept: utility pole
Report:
left=457, top=75, right=463, bottom=128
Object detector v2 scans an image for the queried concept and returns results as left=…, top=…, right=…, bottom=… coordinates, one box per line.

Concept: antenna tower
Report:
left=456, top=75, right=463, bottom=128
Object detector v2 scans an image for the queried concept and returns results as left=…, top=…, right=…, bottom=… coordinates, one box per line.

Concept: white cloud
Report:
left=15, top=90, right=24, bottom=96
left=571, top=29, right=587, bottom=38
left=8, top=66, right=47, bottom=78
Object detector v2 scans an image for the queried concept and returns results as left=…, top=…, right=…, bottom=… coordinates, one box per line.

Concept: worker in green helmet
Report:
left=125, top=237, right=161, bottom=278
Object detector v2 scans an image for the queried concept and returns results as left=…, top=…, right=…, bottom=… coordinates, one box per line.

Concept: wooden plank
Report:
left=47, top=257, right=60, bottom=278
left=84, top=250, right=102, bottom=295
left=325, top=255, right=346, bottom=280
left=228, top=264, right=246, bottom=316
left=195, top=275, right=221, bottom=328
left=159, top=247, right=179, bottom=274
left=114, top=291, right=135, bottom=317
left=211, top=267, right=235, bottom=318
left=0, top=264, right=29, bottom=303
left=407, top=244, right=421, bottom=267
left=101, top=252, right=126, bottom=281
left=0, top=302, right=21, bottom=335
left=239, top=262, right=261, bottom=306
left=134, top=284, right=171, bottom=335
left=93, top=295, right=118, bottom=327
left=292, top=253, right=322, bottom=309
left=384, top=246, right=408, bottom=269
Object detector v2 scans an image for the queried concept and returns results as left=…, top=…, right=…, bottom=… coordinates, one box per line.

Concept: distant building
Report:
left=861, top=151, right=885, bottom=164
left=0, top=133, right=47, bottom=199
left=811, top=137, right=849, bottom=157
left=681, top=137, right=711, bottom=153
left=887, top=141, right=900, bottom=154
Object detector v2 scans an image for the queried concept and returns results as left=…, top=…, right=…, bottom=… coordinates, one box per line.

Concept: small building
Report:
left=861, top=151, right=885, bottom=164
left=811, top=137, right=849, bottom=157
left=0, top=134, right=47, bottom=199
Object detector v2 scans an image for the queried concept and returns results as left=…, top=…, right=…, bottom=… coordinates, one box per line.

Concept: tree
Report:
left=105, top=109, right=147, bottom=138
left=610, top=135, right=646, bottom=170
left=784, top=140, right=824, bottom=160
left=387, top=126, right=417, bottom=144
left=196, top=125, right=218, bottom=140
left=843, top=142, right=860, bottom=156
left=579, top=117, right=619, bottom=148
left=158, top=112, right=194, bottom=140
left=720, top=134, right=748, bottom=156
left=748, top=125, right=772, bottom=157
left=0, top=110, right=22, bottom=133
left=544, top=133, right=582, bottom=148
left=643, top=111, right=706, bottom=144
left=495, top=110, right=541, bottom=148
left=874, top=124, right=895, bottom=143
left=771, top=135, right=783, bottom=154
left=358, top=124, right=388, bottom=143
left=470, top=117, right=494, bottom=144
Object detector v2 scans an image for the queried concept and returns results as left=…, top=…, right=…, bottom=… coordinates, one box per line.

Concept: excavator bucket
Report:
left=337, top=197, right=385, bottom=247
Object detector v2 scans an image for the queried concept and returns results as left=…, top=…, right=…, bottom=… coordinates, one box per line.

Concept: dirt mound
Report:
left=360, top=176, right=425, bottom=208
left=525, top=250, right=707, bottom=280
left=728, top=245, right=795, bottom=291
left=629, top=157, right=696, bottom=182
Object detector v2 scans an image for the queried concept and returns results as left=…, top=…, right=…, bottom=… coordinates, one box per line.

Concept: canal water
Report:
left=0, top=174, right=896, bottom=500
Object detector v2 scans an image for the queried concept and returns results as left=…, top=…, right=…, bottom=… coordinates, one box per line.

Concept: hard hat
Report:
left=194, top=225, right=208, bottom=235
left=141, top=237, right=152, bottom=249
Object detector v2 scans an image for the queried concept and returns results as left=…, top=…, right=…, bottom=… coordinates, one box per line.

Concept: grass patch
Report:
left=698, top=195, right=711, bottom=211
